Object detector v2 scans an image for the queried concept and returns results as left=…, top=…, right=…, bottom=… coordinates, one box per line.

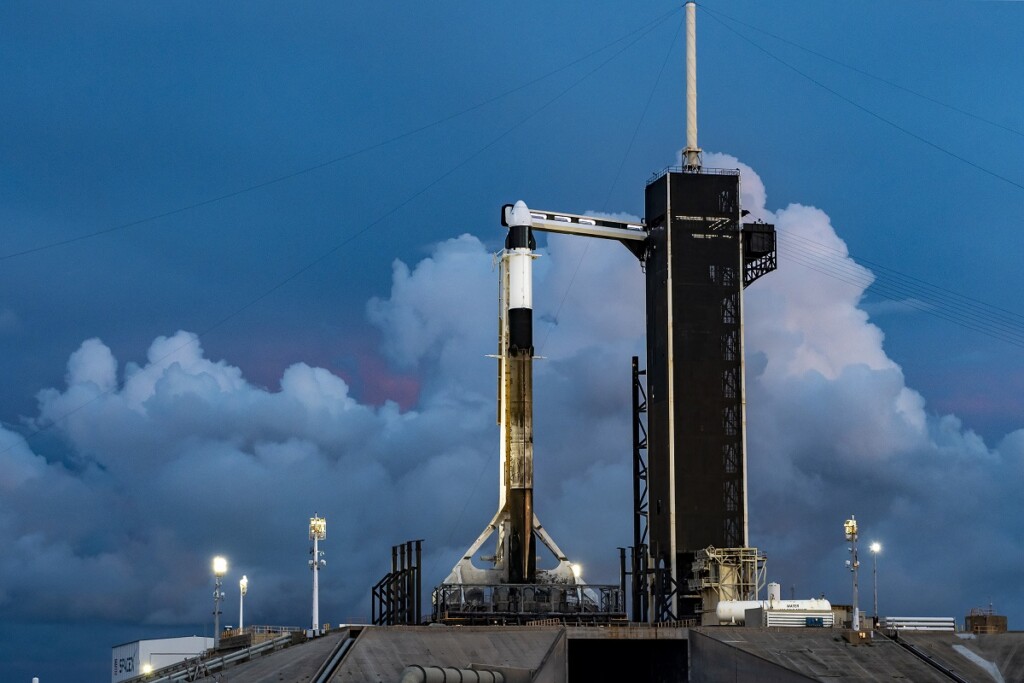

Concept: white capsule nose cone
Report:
left=510, top=200, right=532, bottom=228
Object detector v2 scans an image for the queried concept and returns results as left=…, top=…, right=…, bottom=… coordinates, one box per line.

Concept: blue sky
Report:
left=2, top=2, right=1022, bottom=680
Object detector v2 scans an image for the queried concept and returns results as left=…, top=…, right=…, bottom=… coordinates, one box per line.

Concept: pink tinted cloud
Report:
left=343, top=348, right=420, bottom=410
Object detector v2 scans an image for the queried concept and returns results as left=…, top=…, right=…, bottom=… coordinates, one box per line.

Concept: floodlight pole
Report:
left=212, top=556, right=227, bottom=649
left=313, top=534, right=320, bottom=630
left=214, top=575, right=222, bottom=647
left=309, top=514, right=327, bottom=633
left=844, top=517, right=860, bottom=630
left=870, top=542, right=881, bottom=625
left=872, top=551, right=877, bottom=623
left=239, top=575, right=248, bottom=631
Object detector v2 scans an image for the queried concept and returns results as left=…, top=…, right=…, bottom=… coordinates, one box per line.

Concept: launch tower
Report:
left=434, top=2, right=776, bottom=625
left=643, top=165, right=775, bottom=621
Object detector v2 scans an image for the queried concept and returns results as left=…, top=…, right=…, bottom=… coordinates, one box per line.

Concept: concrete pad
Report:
left=330, top=625, right=566, bottom=683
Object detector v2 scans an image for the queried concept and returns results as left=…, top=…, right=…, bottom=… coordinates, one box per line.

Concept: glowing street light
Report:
left=844, top=517, right=860, bottom=630
left=212, top=556, right=228, bottom=649
left=239, top=575, right=249, bottom=631
left=571, top=563, right=582, bottom=580
left=870, top=542, right=882, bottom=626
left=309, top=514, right=327, bottom=633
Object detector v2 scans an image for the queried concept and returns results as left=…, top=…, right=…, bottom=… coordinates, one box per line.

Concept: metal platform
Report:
left=432, top=582, right=625, bottom=625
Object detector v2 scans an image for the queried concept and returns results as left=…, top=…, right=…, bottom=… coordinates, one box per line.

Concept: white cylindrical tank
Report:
left=716, top=600, right=764, bottom=624
left=767, top=582, right=781, bottom=602
left=716, top=597, right=832, bottom=625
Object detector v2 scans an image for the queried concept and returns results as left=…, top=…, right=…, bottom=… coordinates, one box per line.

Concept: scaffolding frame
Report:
left=689, top=546, right=767, bottom=624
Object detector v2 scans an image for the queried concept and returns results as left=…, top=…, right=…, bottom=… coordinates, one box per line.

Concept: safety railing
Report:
left=648, top=166, right=740, bottom=181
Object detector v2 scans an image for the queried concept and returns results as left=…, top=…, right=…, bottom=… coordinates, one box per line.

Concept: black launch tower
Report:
left=643, top=168, right=776, bottom=620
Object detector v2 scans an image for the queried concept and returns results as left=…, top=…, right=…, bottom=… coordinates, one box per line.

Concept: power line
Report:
left=538, top=14, right=683, bottom=356
left=781, top=230, right=1024, bottom=325
left=692, top=5, right=1024, bottom=345
left=4, top=6, right=680, bottom=456
left=700, top=6, right=1024, bottom=193
left=779, top=235, right=1024, bottom=339
left=699, top=3, right=1024, bottom=140
left=0, top=5, right=683, bottom=262
left=535, top=5, right=1024, bottom=357
left=782, top=249, right=1024, bottom=349
left=13, top=2, right=1024, bottom=459
left=777, top=230, right=1024, bottom=348
left=428, top=13, right=683, bottom=582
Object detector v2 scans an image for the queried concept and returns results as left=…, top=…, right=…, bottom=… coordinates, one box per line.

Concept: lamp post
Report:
left=239, top=575, right=248, bottom=631
left=309, top=514, right=327, bottom=633
left=212, top=556, right=228, bottom=649
left=844, top=517, right=860, bottom=630
left=870, top=542, right=881, bottom=627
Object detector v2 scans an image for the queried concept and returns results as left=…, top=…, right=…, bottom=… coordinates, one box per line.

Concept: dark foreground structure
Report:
left=133, top=625, right=1024, bottom=683
left=642, top=167, right=776, bottom=621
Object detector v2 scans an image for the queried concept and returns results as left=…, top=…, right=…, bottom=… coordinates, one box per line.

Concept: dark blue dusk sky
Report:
left=2, top=2, right=1022, bottom=681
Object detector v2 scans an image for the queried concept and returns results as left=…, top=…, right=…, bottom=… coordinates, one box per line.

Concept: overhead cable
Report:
left=2, top=6, right=681, bottom=457
left=699, top=4, right=1024, bottom=140
left=538, top=14, right=684, bottom=356
left=0, top=5, right=683, bottom=262
left=700, top=7, right=1024, bottom=193
left=777, top=230, right=1024, bottom=348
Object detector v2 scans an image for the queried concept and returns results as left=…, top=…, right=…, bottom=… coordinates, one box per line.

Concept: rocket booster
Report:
left=504, top=200, right=536, bottom=583
left=442, top=200, right=579, bottom=590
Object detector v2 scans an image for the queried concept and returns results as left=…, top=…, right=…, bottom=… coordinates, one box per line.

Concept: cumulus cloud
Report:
left=2, top=327, right=501, bottom=627
left=1, top=156, right=1021, bottom=651
left=716, top=152, right=1024, bottom=614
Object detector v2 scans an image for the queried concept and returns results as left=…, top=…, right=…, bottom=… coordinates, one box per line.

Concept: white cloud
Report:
left=1, top=155, right=1020, bottom=633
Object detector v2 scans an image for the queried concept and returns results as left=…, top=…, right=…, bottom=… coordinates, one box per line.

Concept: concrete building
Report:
left=111, top=636, right=212, bottom=682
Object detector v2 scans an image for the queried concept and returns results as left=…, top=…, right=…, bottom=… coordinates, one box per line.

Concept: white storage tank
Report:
left=881, top=616, right=956, bottom=632
left=716, top=597, right=832, bottom=625
left=111, top=636, right=213, bottom=682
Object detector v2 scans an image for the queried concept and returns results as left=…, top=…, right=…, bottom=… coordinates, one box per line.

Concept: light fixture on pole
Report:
left=239, top=575, right=248, bottom=631
left=870, top=542, right=881, bottom=626
left=844, top=517, right=860, bottom=630
left=309, top=514, right=327, bottom=633
left=212, top=556, right=228, bottom=649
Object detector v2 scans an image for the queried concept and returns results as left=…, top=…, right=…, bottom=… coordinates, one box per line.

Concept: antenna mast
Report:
left=683, top=2, right=702, bottom=170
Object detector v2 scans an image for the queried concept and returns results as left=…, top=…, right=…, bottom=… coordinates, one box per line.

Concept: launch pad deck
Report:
left=165, top=625, right=1024, bottom=682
